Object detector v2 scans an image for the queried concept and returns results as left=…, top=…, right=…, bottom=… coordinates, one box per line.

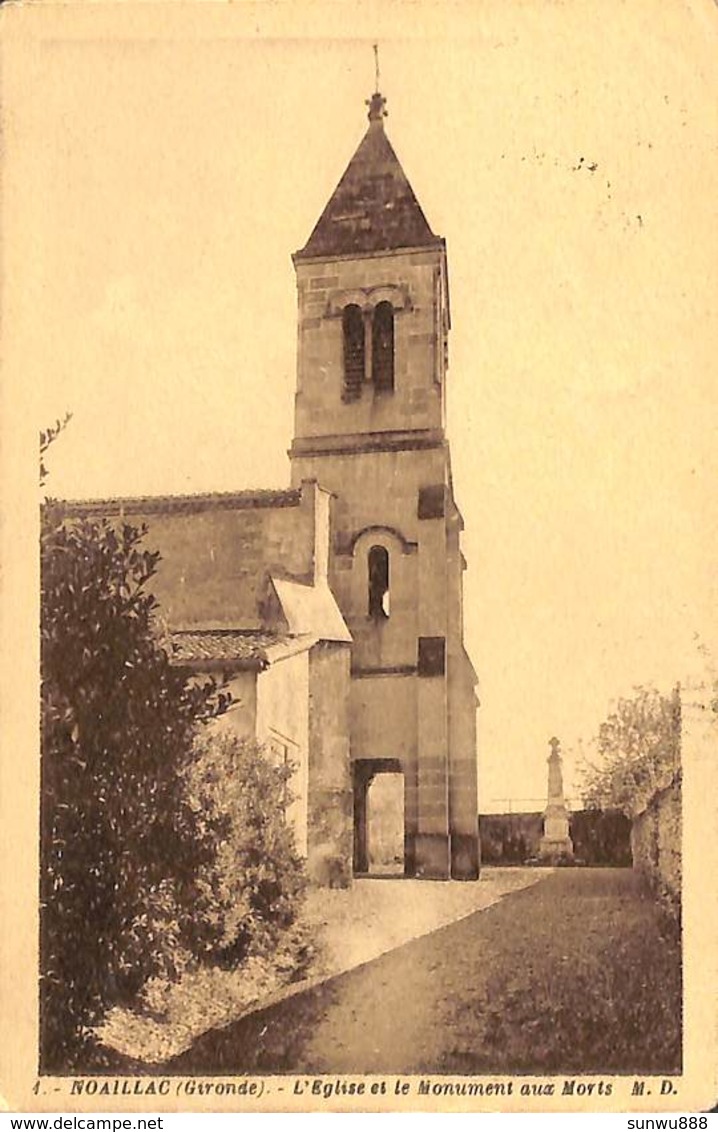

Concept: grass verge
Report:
left=437, top=868, right=681, bottom=1073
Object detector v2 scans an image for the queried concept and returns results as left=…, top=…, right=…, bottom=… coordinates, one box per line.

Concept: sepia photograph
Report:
left=1, top=0, right=717, bottom=1115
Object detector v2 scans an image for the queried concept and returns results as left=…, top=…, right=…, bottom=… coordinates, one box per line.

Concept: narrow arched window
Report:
left=372, top=301, right=394, bottom=393
left=368, top=545, right=390, bottom=619
left=342, top=304, right=364, bottom=401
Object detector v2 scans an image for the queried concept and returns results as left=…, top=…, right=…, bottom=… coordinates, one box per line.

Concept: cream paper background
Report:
left=1, top=0, right=716, bottom=1113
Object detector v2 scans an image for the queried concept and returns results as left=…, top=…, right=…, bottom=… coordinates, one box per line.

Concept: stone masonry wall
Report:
left=307, top=641, right=353, bottom=887
left=480, top=810, right=632, bottom=866
left=255, top=649, right=311, bottom=859
left=293, top=248, right=446, bottom=442
left=63, top=485, right=319, bottom=630
left=630, top=776, right=681, bottom=916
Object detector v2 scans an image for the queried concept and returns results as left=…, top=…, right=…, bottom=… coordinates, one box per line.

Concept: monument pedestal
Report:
left=539, top=834, right=574, bottom=859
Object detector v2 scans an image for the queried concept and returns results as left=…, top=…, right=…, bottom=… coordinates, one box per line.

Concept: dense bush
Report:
left=41, top=499, right=314, bottom=1070
left=40, top=508, right=228, bottom=1071
left=180, top=731, right=309, bottom=970
left=569, top=808, right=632, bottom=866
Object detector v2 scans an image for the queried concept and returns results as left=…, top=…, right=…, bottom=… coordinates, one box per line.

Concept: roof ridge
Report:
left=171, top=627, right=281, bottom=638
left=52, top=486, right=301, bottom=515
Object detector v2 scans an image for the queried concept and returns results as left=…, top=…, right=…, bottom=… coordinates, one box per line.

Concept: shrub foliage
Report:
left=182, top=730, right=308, bottom=969
left=40, top=508, right=227, bottom=1070
left=41, top=503, right=311, bottom=1071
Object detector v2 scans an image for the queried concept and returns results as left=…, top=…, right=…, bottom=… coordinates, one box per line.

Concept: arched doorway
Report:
left=353, top=759, right=405, bottom=876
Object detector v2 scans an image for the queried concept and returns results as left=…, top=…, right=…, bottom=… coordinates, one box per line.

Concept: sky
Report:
left=5, top=1, right=717, bottom=809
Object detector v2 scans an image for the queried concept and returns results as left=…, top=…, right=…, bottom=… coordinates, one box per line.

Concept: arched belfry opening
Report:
left=372, top=300, right=394, bottom=392
left=342, top=303, right=365, bottom=401
left=367, top=544, right=390, bottom=619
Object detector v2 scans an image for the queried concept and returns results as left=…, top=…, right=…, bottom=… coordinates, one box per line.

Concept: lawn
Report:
left=432, top=867, right=682, bottom=1074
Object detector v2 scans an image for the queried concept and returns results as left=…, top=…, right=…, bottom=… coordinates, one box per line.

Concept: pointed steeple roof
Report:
left=295, top=92, right=442, bottom=261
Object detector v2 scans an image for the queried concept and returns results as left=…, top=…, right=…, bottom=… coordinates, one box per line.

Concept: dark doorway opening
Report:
left=353, top=759, right=405, bottom=876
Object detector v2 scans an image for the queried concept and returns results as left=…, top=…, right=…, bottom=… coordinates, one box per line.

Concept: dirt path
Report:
left=164, top=868, right=681, bottom=1076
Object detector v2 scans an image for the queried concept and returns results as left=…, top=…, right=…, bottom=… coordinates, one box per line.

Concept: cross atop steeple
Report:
left=366, top=90, right=387, bottom=123
left=295, top=62, right=440, bottom=261
left=366, top=43, right=387, bottom=123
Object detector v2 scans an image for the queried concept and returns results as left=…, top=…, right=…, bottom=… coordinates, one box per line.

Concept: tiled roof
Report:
left=295, top=107, right=441, bottom=261
left=168, top=629, right=285, bottom=667
left=54, top=488, right=301, bottom=517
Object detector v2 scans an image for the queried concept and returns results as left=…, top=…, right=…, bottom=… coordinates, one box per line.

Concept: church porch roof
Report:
left=271, top=576, right=353, bottom=644
left=168, top=628, right=286, bottom=670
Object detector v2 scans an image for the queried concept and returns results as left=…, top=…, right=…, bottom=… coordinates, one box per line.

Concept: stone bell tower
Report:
left=289, top=88, right=480, bottom=880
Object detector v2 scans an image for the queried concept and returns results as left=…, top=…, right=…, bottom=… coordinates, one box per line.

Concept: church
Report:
left=67, top=87, right=481, bottom=885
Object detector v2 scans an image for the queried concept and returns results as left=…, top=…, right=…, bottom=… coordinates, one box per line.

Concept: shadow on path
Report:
left=159, top=868, right=680, bottom=1076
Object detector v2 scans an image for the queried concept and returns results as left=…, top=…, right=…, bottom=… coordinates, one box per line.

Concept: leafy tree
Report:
left=581, top=685, right=681, bottom=816
left=180, top=732, right=310, bottom=969
left=40, top=425, right=312, bottom=1070
left=40, top=506, right=228, bottom=1070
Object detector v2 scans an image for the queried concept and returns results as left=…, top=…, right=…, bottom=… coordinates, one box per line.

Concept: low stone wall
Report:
left=630, top=774, right=681, bottom=916
left=479, top=810, right=631, bottom=867
left=479, top=813, right=543, bottom=864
